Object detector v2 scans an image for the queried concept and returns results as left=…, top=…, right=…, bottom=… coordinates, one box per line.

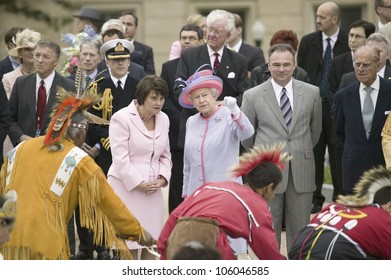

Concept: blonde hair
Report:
left=186, top=14, right=206, bottom=26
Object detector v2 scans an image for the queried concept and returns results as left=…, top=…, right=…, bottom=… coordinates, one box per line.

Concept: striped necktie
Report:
left=280, top=87, right=292, bottom=131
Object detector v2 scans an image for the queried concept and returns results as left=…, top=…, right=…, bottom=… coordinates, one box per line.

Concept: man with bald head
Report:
left=334, top=45, right=391, bottom=194
left=297, top=2, right=350, bottom=213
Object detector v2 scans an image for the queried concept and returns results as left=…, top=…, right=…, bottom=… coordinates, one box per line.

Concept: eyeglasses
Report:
left=348, top=33, right=366, bottom=40
left=70, top=123, right=88, bottom=131
left=207, top=27, right=226, bottom=37
left=180, top=36, right=198, bottom=41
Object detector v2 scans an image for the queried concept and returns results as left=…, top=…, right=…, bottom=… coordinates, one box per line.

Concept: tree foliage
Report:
left=0, top=0, right=79, bottom=31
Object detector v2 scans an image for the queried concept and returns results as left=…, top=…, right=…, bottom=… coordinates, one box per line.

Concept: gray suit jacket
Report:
left=9, top=72, right=75, bottom=145
left=241, top=78, right=322, bottom=194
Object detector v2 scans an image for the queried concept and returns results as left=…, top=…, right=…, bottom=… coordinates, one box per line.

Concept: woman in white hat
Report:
left=178, top=64, right=254, bottom=258
left=2, top=29, right=41, bottom=98
left=2, top=28, right=41, bottom=158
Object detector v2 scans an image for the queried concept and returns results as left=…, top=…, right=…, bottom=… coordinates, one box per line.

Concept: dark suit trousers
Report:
left=313, top=100, right=338, bottom=205
left=168, top=149, right=184, bottom=213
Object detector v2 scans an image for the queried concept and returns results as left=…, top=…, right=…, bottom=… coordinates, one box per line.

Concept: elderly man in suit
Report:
left=297, top=1, right=350, bottom=214
left=174, top=9, right=249, bottom=148
left=334, top=45, right=391, bottom=195
left=118, top=11, right=155, bottom=74
left=160, top=24, right=204, bottom=213
left=339, top=33, right=391, bottom=89
left=226, top=13, right=265, bottom=74
left=9, top=39, right=75, bottom=146
left=326, top=20, right=376, bottom=205
left=241, top=43, right=322, bottom=252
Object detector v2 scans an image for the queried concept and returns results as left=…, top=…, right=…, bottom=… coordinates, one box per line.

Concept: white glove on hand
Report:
left=224, top=96, right=241, bottom=120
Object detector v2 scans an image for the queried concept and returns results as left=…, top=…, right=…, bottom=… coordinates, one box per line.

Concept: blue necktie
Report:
left=280, top=87, right=292, bottom=131
left=319, top=38, right=332, bottom=99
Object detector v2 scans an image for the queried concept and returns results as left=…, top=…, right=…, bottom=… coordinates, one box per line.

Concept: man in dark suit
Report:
left=119, top=11, right=155, bottom=74
left=174, top=9, right=250, bottom=148
left=226, top=13, right=265, bottom=74
left=297, top=1, right=350, bottom=213
left=329, top=20, right=376, bottom=98
left=327, top=20, right=376, bottom=203
left=160, top=24, right=204, bottom=213
left=0, top=26, right=24, bottom=80
left=339, top=33, right=391, bottom=89
left=9, top=40, right=75, bottom=146
left=334, top=45, right=391, bottom=194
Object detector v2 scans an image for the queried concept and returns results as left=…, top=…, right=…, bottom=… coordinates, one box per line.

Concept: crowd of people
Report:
left=1, top=2, right=391, bottom=260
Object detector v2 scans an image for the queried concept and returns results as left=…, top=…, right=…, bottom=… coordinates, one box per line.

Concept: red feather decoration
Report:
left=230, top=143, right=291, bottom=178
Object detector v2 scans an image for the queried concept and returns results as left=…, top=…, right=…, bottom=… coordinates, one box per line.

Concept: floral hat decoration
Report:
left=178, top=64, right=223, bottom=109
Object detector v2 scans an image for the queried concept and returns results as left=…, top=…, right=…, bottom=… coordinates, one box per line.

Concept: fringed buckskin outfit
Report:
left=0, top=137, right=144, bottom=259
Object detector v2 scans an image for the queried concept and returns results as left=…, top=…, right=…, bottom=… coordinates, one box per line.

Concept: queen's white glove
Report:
left=224, top=96, right=241, bottom=120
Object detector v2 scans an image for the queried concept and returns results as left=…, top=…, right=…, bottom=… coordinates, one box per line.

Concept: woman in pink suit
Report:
left=107, top=75, right=172, bottom=260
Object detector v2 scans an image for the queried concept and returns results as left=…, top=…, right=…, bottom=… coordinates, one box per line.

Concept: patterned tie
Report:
left=36, top=80, right=47, bottom=132
left=362, top=86, right=374, bottom=138
left=280, top=87, right=292, bottom=131
left=319, top=37, right=332, bottom=99
left=213, top=53, right=220, bottom=72
left=84, top=76, right=91, bottom=90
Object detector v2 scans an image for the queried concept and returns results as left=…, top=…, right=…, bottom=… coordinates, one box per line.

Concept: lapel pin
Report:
left=299, top=92, right=302, bottom=96
left=215, top=116, right=222, bottom=123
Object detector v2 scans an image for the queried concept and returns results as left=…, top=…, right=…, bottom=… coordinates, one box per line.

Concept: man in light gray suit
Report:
left=241, top=43, right=322, bottom=252
left=9, top=40, right=75, bottom=146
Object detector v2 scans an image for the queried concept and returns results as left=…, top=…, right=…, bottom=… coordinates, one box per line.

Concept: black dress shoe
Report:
left=73, top=251, right=92, bottom=260
left=311, top=204, right=323, bottom=214
left=97, top=251, right=111, bottom=260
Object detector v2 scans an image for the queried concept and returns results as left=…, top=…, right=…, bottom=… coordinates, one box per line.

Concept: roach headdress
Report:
left=230, top=143, right=291, bottom=178
left=43, top=69, right=108, bottom=148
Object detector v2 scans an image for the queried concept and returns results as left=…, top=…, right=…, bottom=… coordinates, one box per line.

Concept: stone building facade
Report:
left=0, top=0, right=379, bottom=75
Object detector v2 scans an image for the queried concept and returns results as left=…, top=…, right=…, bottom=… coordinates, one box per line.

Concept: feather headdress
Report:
left=43, top=69, right=108, bottom=148
left=336, top=166, right=391, bottom=206
left=230, top=143, right=292, bottom=178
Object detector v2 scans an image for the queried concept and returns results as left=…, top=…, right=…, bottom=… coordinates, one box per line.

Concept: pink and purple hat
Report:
left=178, top=64, right=223, bottom=109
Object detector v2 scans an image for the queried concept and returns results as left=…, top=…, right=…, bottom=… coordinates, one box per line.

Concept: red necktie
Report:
left=213, top=53, right=220, bottom=72
left=36, top=80, right=47, bottom=131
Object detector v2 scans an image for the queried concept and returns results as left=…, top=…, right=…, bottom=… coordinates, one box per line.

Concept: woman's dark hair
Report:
left=246, top=161, right=282, bottom=191
left=136, top=75, right=169, bottom=105
left=270, top=30, right=299, bottom=51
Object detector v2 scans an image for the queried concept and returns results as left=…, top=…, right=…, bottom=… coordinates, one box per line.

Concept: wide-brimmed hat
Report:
left=178, top=64, right=223, bottom=109
left=73, top=6, right=102, bottom=22
left=8, top=29, right=41, bottom=57
left=100, top=39, right=134, bottom=59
